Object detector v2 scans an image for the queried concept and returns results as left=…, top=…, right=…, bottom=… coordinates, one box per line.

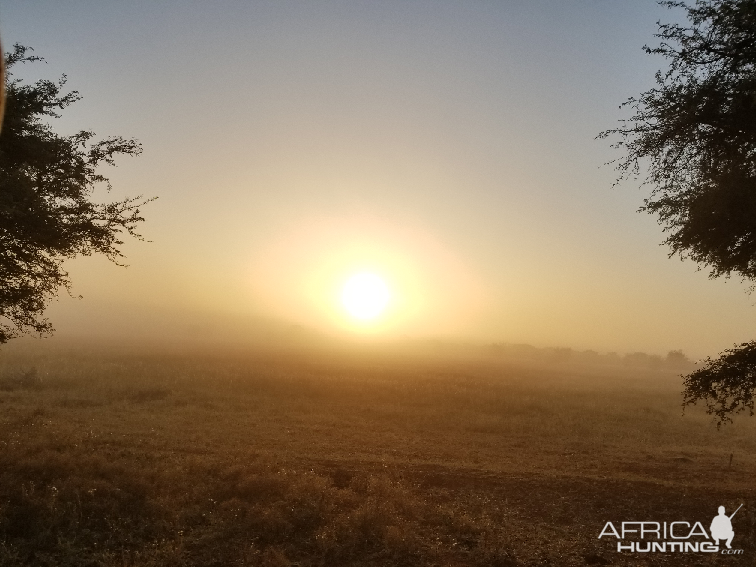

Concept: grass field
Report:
left=0, top=340, right=754, bottom=566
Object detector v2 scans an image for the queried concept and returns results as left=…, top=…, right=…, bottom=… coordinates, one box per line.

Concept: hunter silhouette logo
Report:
left=598, top=504, right=745, bottom=555
left=710, top=505, right=741, bottom=549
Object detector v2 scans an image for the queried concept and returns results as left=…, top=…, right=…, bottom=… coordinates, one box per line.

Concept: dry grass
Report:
left=0, top=342, right=754, bottom=566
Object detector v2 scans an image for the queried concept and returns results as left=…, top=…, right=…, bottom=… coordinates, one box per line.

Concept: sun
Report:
left=341, top=272, right=390, bottom=321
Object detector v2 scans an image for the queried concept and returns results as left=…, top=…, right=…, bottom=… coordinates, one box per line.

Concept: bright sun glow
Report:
left=341, top=273, right=390, bottom=320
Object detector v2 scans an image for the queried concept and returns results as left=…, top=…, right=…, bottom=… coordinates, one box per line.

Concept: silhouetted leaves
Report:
left=600, top=0, right=756, bottom=280
left=0, top=44, right=152, bottom=344
left=601, top=2, right=756, bottom=423
left=683, top=341, right=756, bottom=426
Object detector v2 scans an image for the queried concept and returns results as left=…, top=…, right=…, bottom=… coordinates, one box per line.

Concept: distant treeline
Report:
left=486, top=343, right=694, bottom=369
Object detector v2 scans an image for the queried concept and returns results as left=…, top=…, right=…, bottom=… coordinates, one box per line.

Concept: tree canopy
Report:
left=683, top=342, right=756, bottom=424
left=0, top=44, right=151, bottom=344
left=601, top=0, right=756, bottom=280
left=601, top=0, right=756, bottom=424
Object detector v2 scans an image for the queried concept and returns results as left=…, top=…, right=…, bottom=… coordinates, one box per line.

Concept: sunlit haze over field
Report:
left=2, top=1, right=754, bottom=358
left=3, top=5, right=756, bottom=564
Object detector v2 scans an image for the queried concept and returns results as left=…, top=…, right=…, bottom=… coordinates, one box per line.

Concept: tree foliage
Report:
left=601, top=1, right=756, bottom=423
left=600, top=0, right=756, bottom=280
left=683, top=342, right=756, bottom=425
left=0, top=45, right=151, bottom=344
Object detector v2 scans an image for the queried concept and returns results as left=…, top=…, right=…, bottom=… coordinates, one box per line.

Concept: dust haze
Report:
left=1, top=332, right=754, bottom=565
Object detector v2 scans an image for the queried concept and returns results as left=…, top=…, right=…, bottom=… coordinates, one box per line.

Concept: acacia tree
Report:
left=0, top=44, right=151, bottom=344
left=600, top=0, right=756, bottom=424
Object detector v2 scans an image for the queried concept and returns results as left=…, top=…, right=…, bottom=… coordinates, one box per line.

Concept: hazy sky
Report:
left=2, top=1, right=753, bottom=357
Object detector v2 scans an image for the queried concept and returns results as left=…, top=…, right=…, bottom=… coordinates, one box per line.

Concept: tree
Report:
left=600, top=0, right=756, bottom=424
left=682, top=342, right=756, bottom=424
left=0, top=44, right=151, bottom=344
left=0, top=39, right=5, bottom=132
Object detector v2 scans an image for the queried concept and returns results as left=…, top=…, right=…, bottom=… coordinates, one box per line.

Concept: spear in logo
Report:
left=729, top=504, right=743, bottom=519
